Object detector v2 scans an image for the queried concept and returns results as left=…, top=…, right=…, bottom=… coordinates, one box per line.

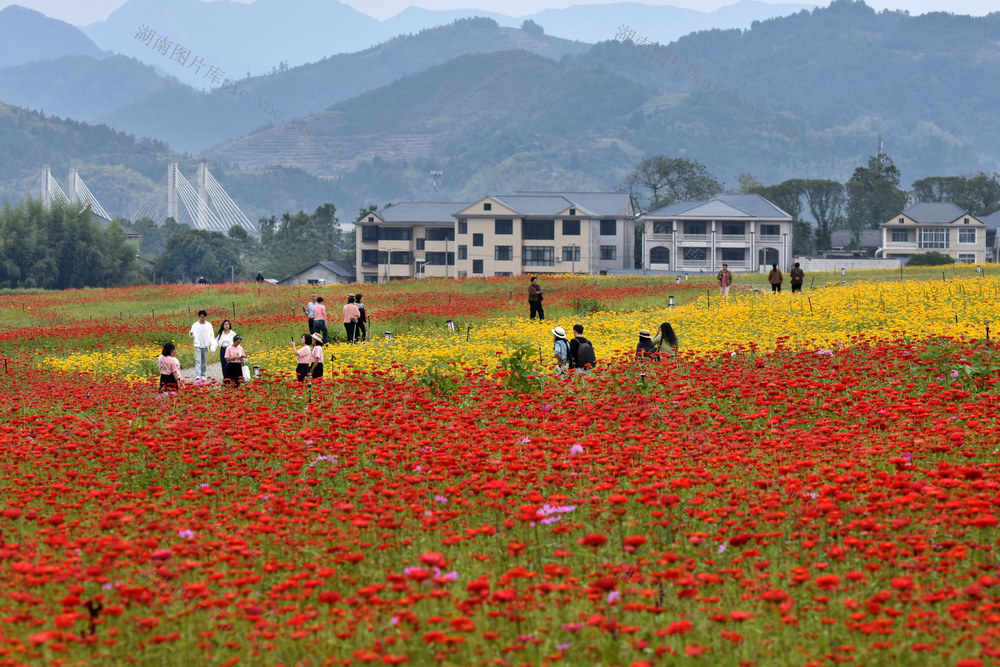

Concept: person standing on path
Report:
left=312, top=297, right=329, bottom=345
left=211, top=319, right=237, bottom=379
left=768, top=263, right=783, bottom=293
left=355, top=293, right=367, bottom=342
left=223, top=335, right=247, bottom=386
left=302, top=293, right=317, bottom=334
left=342, top=296, right=361, bottom=344
left=790, top=262, right=805, bottom=293
left=528, top=276, right=545, bottom=321
left=717, top=265, right=733, bottom=297
left=188, top=310, right=213, bottom=380
left=291, top=334, right=312, bottom=382
left=157, top=342, right=181, bottom=392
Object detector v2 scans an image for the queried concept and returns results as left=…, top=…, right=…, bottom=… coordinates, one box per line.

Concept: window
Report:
left=495, top=246, right=513, bottom=261
left=684, top=221, right=707, bottom=236
left=650, top=247, right=670, bottom=264
left=653, top=222, right=672, bottom=234
left=495, top=272, right=513, bottom=277
left=416, top=238, right=425, bottom=250
left=483, top=203, right=492, bottom=211
left=958, top=253, right=976, bottom=264
left=523, top=220, right=555, bottom=240
left=426, top=227, right=455, bottom=241
left=600, top=245, right=617, bottom=260
left=891, top=229, right=909, bottom=243
left=389, top=252, right=410, bottom=265
left=364, top=275, right=379, bottom=283
left=562, top=219, right=580, bottom=236
left=759, top=224, right=780, bottom=237
left=721, top=248, right=745, bottom=262
left=600, top=219, right=616, bottom=236
left=361, top=250, right=379, bottom=266
left=367, top=216, right=374, bottom=223
left=473, top=233, right=483, bottom=247
left=722, top=222, right=745, bottom=236
left=377, top=251, right=388, bottom=265
left=458, top=245, right=467, bottom=260
left=569, top=208, right=576, bottom=216
left=447, top=252, right=455, bottom=266
left=306, top=279, right=321, bottom=285
left=458, top=220, right=468, bottom=234
left=899, top=217, right=905, bottom=224
left=473, top=259, right=484, bottom=274
left=683, top=247, right=707, bottom=261
left=522, top=245, right=555, bottom=266
left=379, top=227, right=411, bottom=241
left=458, top=271, right=468, bottom=279
left=919, top=228, right=949, bottom=249
left=361, top=225, right=379, bottom=242
left=495, top=219, right=513, bottom=235
left=959, top=228, right=976, bottom=243
left=425, top=252, right=447, bottom=265
left=964, top=217, right=970, bottom=224
left=562, top=246, right=581, bottom=262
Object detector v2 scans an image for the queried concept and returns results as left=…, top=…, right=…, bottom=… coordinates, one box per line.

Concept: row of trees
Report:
left=145, top=203, right=355, bottom=284
left=0, top=200, right=144, bottom=289
left=624, top=154, right=1000, bottom=257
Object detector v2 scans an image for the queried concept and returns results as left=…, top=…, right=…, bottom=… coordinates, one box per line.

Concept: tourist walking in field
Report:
left=717, top=264, right=733, bottom=297
left=528, top=276, right=545, bottom=320
left=651, top=322, right=679, bottom=357
left=302, top=293, right=317, bottom=334
left=568, top=324, right=597, bottom=371
left=157, top=342, right=181, bottom=392
left=188, top=310, right=213, bottom=380
left=291, top=334, right=312, bottom=382
left=211, top=319, right=237, bottom=378
left=355, top=293, right=367, bottom=342
left=635, top=329, right=657, bottom=359
left=312, top=297, right=329, bottom=344
left=309, top=333, right=325, bottom=379
left=223, top=335, right=247, bottom=386
left=769, top=264, right=783, bottom=293
left=342, top=295, right=361, bottom=344
left=790, top=262, right=805, bottom=293
left=552, top=326, right=569, bottom=375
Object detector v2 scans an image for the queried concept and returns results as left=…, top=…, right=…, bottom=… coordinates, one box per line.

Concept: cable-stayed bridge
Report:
left=29, top=162, right=257, bottom=236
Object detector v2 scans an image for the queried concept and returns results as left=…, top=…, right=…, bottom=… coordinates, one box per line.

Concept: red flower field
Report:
left=1, top=278, right=999, bottom=666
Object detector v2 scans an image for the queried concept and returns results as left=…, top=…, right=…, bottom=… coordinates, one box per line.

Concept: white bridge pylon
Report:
left=30, top=166, right=111, bottom=221
left=132, top=161, right=257, bottom=236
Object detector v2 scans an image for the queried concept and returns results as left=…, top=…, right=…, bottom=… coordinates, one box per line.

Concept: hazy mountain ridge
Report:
left=0, top=5, right=104, bottom=68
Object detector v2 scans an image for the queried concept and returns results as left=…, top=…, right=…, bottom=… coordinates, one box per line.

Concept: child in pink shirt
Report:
left=157, top=342, right=181, bottom=392
left=224, top=335, right=247, bottom=386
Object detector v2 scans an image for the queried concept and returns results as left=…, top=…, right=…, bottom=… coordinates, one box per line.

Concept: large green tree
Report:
left=911, top=172, right=1000, bottom=217
left=154, top=229, right=244, bottom=284
left=624, top=156, right=723, bottom=213
left=801, top=180, right=846, bottom=251
left=845, top=152, right=908, bottom=244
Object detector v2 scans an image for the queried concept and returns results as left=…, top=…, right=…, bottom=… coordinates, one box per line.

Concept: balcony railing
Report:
left=649, top=232, right=672, bottom=241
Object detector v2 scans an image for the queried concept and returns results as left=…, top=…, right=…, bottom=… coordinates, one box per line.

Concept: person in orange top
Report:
left=342, top=295, right=361, bottom=344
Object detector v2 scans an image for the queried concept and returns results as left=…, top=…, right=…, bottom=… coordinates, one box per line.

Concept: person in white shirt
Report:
left=210, top=319, right=237, bottom=379
left=188, top=310, right=214, bottom=380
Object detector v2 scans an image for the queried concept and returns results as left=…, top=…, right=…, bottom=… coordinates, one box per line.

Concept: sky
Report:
left=0, top=0, right=996, bottom=26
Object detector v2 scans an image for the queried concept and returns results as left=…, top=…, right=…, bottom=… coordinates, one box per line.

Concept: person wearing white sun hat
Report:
left=551, top=326, right=569, bottom=375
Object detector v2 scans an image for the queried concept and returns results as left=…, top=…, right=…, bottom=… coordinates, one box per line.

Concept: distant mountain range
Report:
left=77, top=0, right=815, bottom=76
left=0, top=0, right=998, bottom=227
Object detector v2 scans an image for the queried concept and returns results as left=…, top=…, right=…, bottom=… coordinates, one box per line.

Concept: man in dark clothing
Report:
left=568, top=324, right=596, bottom=371
left=790, top=263, right=805, bottom=293
left=355, top=293, right=367, bottom=341
left=528, top=276, right=545, bottom=320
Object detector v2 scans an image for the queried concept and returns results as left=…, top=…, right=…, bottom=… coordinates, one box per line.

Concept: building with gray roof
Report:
left=880, top=202, right=986, bottom=264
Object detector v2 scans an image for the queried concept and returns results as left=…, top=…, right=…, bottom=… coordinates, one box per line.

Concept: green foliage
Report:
left=575, top=297, right=604, bottom=315
left=253, top=204, right=353, bottom=279
left=625, top=156, right=723, bottom=213
left=498, top=345, right=544, bottom=395
left=846, top=152, right=908, bottom=243
left=0, top=199, right=141, bottom=289
left=911, top=173, right=1000, bottom=217
left=154, top=229, right=244, bottom=283
left=418, top=362, right=458, bottom=397
left=802, top=180, right=846, bottom=251
left=906, top=251, right=955, bottom=267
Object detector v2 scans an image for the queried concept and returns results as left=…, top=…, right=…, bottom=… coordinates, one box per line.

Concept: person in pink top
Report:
left=342, top=295, right=361, bottom=344
left=291, top=333, right=312, bottom=382
left=309, top=332, right=324, bottom=378
left=157, top=342, right=181, bottom=392
left=312, top=297, right=328, bottom=344
left=223, top=335, right=247, bottom=386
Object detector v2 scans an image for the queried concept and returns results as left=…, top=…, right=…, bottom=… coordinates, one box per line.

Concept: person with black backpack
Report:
left=568, top=324, right=597, bottom=372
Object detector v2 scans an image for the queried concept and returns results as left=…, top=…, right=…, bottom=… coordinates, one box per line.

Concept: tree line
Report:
left=624, top=153, right=1000, bottom=258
